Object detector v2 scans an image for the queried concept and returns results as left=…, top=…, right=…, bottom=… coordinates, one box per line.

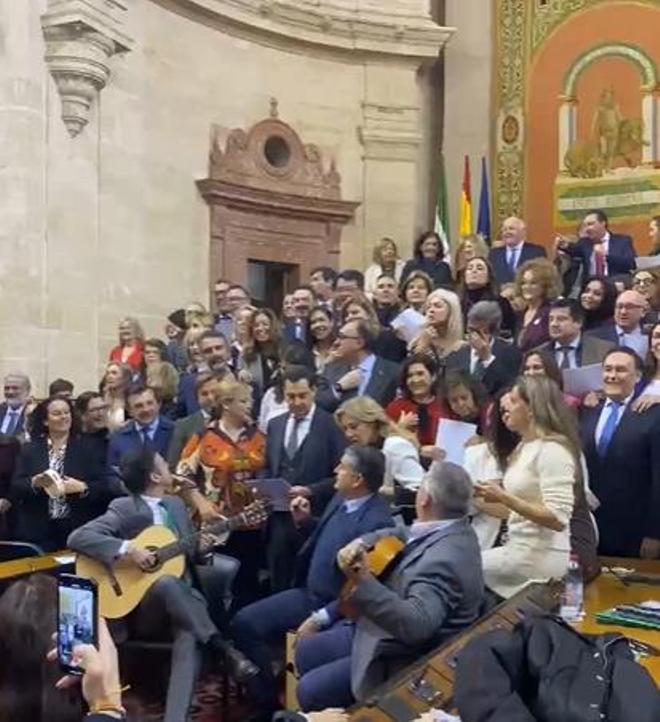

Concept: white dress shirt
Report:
left=506, top=242, right=524, bottom=270
left=553, top=334, right=581, bottom=369
left=284, top=404, right=316, bottom=451
left=615, top=324, right=647, bottom=358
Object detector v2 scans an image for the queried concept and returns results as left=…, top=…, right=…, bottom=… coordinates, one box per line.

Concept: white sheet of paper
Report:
left=390, top=308, right=426, bottom=343
left=435, top=419, right=478, bottom=466
left=636, top=256, right=660, bottom=271
left=562, top=363, right=603, bottom=396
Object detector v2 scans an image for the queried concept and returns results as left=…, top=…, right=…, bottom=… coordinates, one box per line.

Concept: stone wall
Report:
left=0, top=0, right=452, bottom=394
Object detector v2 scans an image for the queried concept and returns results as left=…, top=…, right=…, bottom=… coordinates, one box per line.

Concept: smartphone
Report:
left=57, top=574, right=98, bottom=674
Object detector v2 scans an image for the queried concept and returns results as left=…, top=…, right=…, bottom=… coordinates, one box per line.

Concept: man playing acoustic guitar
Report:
left=68, top=448, right=258, bottom=722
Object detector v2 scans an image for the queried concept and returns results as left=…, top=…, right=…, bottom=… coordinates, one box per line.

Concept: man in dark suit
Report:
left=445, top=301, right=521, bottom=395
left=281, top=285, right=317, bottom=345
left=167, top=373, right=220, bottom=469
left=317, top=319, right=400, bottom=412
left=0, top=372, right=31, bottom=440
left=580, top=348, right=660, bottom=559
left=536, top=298, right=615, bottom=370
left=489, top=216, right=546, bottom=284
left=231, top=445, right=394, bottom=721
left=587, top=289, right=649, bottom=359
left=108, top=385, right=175, bottom=474
left=293, top=461, right=484, bottom=710
left=264, top=365, right=347, bottom=591
left=557, top=209, right=636, bottom=280
left=68, top=448, right=257, bottom=722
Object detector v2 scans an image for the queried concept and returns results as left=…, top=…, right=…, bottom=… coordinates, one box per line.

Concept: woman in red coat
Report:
left=108, top=317, right=145, bottom=373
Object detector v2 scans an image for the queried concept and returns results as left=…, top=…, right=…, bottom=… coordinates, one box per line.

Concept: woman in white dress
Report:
left=474, top=376, right=579, bottom=598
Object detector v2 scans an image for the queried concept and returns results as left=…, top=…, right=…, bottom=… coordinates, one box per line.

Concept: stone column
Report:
left=641, top=91, right=658, bottom=166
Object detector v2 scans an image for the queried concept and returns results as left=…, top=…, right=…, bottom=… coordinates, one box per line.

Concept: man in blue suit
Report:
left=231, top=444, right=394, bottom=721
left=489, top=216, right=546, bottom=284
left=557, top=209, right=636, bottom=280
left=265, top=365, right=348, bottom=591
left=107, top=385, right=175, bottom=475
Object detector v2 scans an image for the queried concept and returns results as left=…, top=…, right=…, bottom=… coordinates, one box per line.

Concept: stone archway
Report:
left=197, top=102, right=359, bottom=301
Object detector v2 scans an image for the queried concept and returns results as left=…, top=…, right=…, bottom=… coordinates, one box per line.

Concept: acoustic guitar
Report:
left=339, top=535, right=405, bottom=619
left=76, top=500, right=269, bottom=619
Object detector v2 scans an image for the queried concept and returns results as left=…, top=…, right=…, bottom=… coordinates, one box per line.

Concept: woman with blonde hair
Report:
left=364, top=237, right=406, bottom=297
left=99, top=361, right=132, bottom=431
left=145, top=360, right=180, bottom=419
left=474, top=376, right=597, bottom=597
left=335, top=396, right=424, bottom=520
left=108, top=317, right=145, bottom=373
left=409, top=287, right=466, bottom=362
left=513, top=258, right=561, bottom=353
left=178, top=376, right=265, bottom=605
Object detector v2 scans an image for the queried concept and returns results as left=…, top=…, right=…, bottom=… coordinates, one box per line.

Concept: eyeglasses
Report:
left=615, top=303, right=644, bottom=311
left=337, top=332, right=360, bottom=341
left=633, top=278, right=655, bottom=286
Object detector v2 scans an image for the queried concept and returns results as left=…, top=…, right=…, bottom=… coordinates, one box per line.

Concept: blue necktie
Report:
left=4, top=410, right=18, bottom=435
left=507, top=249, right=517, bottom=274
left=597, top=401, right=622, bottom=457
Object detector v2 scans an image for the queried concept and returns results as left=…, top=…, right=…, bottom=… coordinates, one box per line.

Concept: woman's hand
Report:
left=582, top=391, right=603, bottom=408
left=474, top=481, right=508, bottom=504
left=195, top=496, right=222, bottom=523
left=632, top=394, right=660, bottom=413
left=61, top=478, right=88, bottom=495
left=51, top=618, right=123, bottom=712
left=397, top=411, right=419, bottom=429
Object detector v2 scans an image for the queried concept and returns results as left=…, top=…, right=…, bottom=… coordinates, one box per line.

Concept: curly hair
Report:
left=412, top=231, right=446, bottom=262
left=339, top=293, right=381, bottom=335
left=28, top=397, right=81, bottom=440
left=243, top=307, right=282, bottom=361
left=514, top=258, right=562, bottom=302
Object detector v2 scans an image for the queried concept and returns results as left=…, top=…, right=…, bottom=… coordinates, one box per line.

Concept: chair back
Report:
left=0, top=541, right=45, bottom=562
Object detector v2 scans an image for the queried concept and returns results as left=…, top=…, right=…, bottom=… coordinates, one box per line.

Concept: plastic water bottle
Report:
left=560, top=553, right=584, bottom=622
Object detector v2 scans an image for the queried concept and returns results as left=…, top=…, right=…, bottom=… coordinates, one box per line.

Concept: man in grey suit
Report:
left=536, top=298, right=615, bottom=371
left=293, top=461, right=484, bottom=711
left=68, top=448, right=257, bottom=722
left=167, top=372, right=220, bottom=469
left=316, top=319, right=400, bottom=412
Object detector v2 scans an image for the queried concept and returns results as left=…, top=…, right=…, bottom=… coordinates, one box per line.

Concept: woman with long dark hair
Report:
left=307, top=305, right=336, bottom=373
left=241, top=307, right=282, bottom=399
left=579, top=275, right=618, bottom=330
left=10, top=397, right=105, bottom=551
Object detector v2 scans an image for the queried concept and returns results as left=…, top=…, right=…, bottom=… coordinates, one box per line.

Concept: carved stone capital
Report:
left=358, top=102, right=422, bottom=161
left=41, top=0, right=133, bottom=137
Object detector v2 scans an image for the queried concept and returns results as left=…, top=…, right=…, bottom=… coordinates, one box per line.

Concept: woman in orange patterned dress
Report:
left=177, top=377, right=266, bottom=607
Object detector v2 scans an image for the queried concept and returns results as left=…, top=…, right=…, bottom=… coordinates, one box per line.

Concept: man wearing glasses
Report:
left=588, top=289, right=648, bottom=358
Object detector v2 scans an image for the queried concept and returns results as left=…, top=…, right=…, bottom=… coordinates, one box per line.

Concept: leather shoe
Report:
left=223, top=642, right=260, bottom=684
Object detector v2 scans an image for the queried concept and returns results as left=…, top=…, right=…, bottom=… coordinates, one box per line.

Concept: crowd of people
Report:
left=1, top=210, right=660, bottom=722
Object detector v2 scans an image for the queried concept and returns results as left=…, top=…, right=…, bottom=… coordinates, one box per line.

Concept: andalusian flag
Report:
left=434, top=152, right=451, bottom=259
left=459, top=154, right=473, bottom=237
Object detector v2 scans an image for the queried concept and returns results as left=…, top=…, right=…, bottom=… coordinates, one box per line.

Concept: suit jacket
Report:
left=564, top=234, right=636, bottom=279
left=536, top=334, right=615, bottom=368
left=489, top=242, right=546, bottom=285
left=10, top=436, right=107, bottom=549
left=350, top=518, right=484, bottom=700
left=586, top=322, right=649, bottom=359
left=0, top=402, right=28, bottom=440
left=293, top=492, right=394, bottom=594
left=317, top=356, right=400, bottom=413
left=580, top=402, right=660, bottom=557
left=167, top=411, right=207, bottom=469
left=265, top=406, right=347, bottom=510
left=107, top=416, right=175, bottom=471
left=400, top=258, right=453, bottom=289
left=445, top=339, right=522, bottom=395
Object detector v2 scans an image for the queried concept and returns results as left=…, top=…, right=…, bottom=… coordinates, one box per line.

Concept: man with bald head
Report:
left=489, top=216, right=546, bottom=284
left=587, top=288, right=649, bottom=358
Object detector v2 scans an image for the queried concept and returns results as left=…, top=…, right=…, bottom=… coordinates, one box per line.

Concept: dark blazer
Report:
left=400, top=258, right=453, bottom=289
left=177, top=372, right=200, bottom=418
left=586, top=321, right=649, bottom=357
left=563, top=234, right=636, bottom=279
left=167, top=410, right=207, bottom=469
left=293, top=492, right=394, bottom=594
left=282, top=320, right=308, bottom=346
left=489, top=242, right=546, bottom=285
left=317, top=356, right=400, bottom=413
left=0, top=403, right=28, bottom=440
left=265, top=406, right=347, bottom=510
left=107, top=416, right=175, bottom=471
left=535, top=334, right=615, bottom=368
left=10, top=436, right=107, bottom=551
left=580, top=402, right=660, bottom=557
left=445, top=339, right=522, bottom=395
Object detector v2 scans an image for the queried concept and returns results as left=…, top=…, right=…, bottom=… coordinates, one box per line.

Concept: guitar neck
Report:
left=156, top=512, right=248, bottom=563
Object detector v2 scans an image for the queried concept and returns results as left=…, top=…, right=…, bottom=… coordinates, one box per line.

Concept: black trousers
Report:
left=266, top=512, right=305, bottom=593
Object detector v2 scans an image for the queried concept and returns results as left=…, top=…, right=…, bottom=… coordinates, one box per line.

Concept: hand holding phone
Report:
left=57, top=574, right=98, bottom=675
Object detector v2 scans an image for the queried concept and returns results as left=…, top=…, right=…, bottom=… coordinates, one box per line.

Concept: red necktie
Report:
left=594, top=250, right=605, bottom=277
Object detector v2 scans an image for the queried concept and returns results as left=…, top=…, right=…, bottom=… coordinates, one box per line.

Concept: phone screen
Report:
left=57, top=574, right=98, bottom=674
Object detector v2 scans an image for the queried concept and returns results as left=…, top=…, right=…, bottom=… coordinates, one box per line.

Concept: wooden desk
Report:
left=575, top=557, right=660, bottom=683
left=0, top=551, right=74, bottom=582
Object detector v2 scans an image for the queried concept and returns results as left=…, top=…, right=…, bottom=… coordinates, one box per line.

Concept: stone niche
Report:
left=197, top=102, right=360, bottom=297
